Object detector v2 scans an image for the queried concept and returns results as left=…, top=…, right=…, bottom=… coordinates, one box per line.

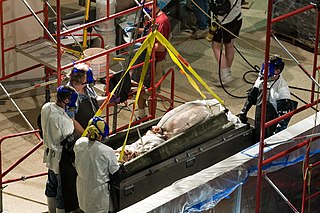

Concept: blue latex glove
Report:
left=124, top=26, right=136, bottom=33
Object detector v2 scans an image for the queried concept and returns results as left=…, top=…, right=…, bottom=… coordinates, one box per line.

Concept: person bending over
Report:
left=74, top=117, right=119, bottom=213
left=238, top=56, right=297, bottom=141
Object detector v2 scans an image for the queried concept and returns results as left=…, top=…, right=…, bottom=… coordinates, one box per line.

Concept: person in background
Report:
left=41, top=85, right=78, bottom=213
left=209, top=0, right=242, bottom=86
left=67, top=63, right=106, bottom=133
left=191, top=0, right=209, bottom=39
left=59, top=63, right=105, bottom=212
left=130, top=0, right=171, bottom=119
left=74, top=116, right=120, bottom=213
left=238, top=56, right=297, bottom=141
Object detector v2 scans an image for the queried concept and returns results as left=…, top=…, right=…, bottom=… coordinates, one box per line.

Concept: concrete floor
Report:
left=0, top=0, right=319, bottom=212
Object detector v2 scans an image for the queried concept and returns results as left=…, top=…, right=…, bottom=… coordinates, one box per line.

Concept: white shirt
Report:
left=74, top=137, right=119, bottom=213
left=41, top=102, right=74, bottom=174
left=217, top=0, right=242, bottom=24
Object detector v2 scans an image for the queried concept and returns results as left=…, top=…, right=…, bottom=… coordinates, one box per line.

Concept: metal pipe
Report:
left=61, top=3, right=152, bottom=36
left=3, top=172, right=47, bottom=184
left=0, top=78, right=57, bottom=100
left=272, top=4, right=315, bottom=24
left=0, top=129, right=42, bottom=212
left=265, top=97, right=320, bottom=128
left=2, top=141, right=43, bottom=178
left=263, top=136, right=320, bottom=166
left=149, top=0, right=157, bottom=119
left=0, top=64, right=43, bottom=81
left=0, top=1, right=5, bottom=78
left=56, top=0, right=62, bottom=86
left=134, top=0, right=152, bottom=20
left=301, top=140, right=312, bottom=212
left=20, top=0, right=57, bottom=44
left=310, top=5, right=320, bottom=103
left=266, top=132, right=320, bottom=146
left=234, top=180, right=242, bottom=213
left=170, top=68, right=175, bottom=110
left=255, top=0, right=273, bottom=211
left=0, top=83, right=35, bottom=130
left=3, top=10, right=44, bottom=25
left=306, top=190, right=320, bottom=201
left=44, top=0, right=82, bottom=50
left=110, top=115, right=152, bottom=133
left=272, top=34, right=320, bottom=89
left=264, top=175, right=299, bottom=213
left=112, top=103, right=118, bottom=132
left=309, top=160, right=320, bottom=168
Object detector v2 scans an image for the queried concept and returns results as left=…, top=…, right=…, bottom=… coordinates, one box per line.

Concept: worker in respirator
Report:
left=238, top=56, right=297, bottom=141
left=74, top=116, right=120, bottom=213
left=41, top=85, right=78, bottom=213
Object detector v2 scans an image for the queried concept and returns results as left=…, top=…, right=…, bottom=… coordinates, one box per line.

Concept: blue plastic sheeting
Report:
left=183, top=182, right=245, bottom=212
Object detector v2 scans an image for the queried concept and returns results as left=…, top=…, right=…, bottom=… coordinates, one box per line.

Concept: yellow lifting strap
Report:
left=154, top=30, right=225, bottom=106
left=80, top=31, right=156, bottom=137
left=80, top=30, right=226, bottom=161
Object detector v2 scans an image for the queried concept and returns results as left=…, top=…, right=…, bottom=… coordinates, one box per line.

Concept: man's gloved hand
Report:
left=238, top=112, right=248, bottom=124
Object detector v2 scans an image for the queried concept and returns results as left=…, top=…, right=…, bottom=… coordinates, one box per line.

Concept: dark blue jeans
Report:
left=192, top=0, right=209, bottom=30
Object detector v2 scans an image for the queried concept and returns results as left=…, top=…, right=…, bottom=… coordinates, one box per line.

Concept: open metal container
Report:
left=106, top=112, right=254, bottom=210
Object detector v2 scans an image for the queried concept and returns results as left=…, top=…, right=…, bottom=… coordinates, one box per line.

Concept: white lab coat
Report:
left=41, top=102, right=74, bottom=174
left=74, top=137, right=119, bottom=213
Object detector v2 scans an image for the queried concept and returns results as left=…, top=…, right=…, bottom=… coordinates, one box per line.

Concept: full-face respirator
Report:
left=71, top=63, right=95, bottom=87
left=260, top=56, right=285, bottom=81
left=57, top=85, right=79, bottom=114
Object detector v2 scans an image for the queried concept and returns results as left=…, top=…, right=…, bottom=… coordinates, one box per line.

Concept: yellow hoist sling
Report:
left=80, top=30, right=226, bottom=161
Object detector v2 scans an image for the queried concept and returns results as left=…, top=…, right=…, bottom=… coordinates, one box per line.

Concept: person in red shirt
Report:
left=131, top=0, right=171, bottom=119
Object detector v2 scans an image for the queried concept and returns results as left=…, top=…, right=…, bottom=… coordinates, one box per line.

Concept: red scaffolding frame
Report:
left=255, top=1, right=320, bottom=212
left=0, top=0, right=175, bottom=210
left=5, top=0, right=320, bottom=212
left=0, top=0, right=175, bottom=127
